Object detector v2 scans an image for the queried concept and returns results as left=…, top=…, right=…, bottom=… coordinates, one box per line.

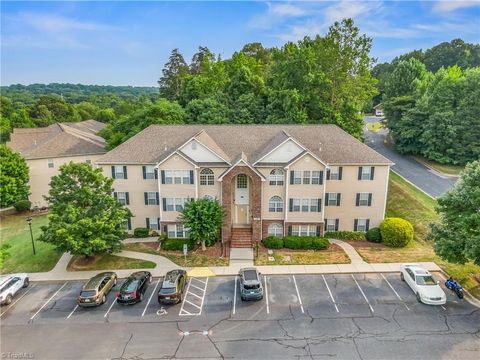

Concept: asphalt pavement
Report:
left=1, top=273, right=479, bottom=359
left=364, top=116, right=457, bottom=198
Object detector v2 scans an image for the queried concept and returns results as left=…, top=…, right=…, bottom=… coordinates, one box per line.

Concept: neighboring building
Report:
left=97, top=124, right=393, bottom=247
left=7, top=120, right=106, bottom=208
left=373, top=104, right=384, bottom=117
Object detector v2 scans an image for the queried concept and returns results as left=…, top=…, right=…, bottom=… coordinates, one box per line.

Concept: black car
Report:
left=117, top=271, right=152, bottom=305
left=158, top=269, right=188, bottom=304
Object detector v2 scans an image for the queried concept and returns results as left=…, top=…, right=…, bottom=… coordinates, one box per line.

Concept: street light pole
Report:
left=26, top=217, right=36, bottom=255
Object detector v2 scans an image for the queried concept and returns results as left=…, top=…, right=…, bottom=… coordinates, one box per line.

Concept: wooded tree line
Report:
left=374, top=39, right=480, bottom=165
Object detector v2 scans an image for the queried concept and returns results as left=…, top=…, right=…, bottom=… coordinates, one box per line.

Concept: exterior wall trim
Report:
left=181, top=136, right=232, bottom=165
left=218, top=159, right=266, bottom=182
left=382, top=167, right=391, bottom=219
left=252, top=133, right=307, bottom=165
left=155, top=150, right=199, bottom=169
left=284, top=149, right=328, bottom=168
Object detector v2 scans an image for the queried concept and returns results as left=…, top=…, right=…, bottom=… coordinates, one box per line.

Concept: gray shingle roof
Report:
left=96, top=124, right=393, bottom=165
left=7, top=120, right=106, bottom=159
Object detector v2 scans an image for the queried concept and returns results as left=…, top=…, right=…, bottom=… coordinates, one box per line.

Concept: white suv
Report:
left=0, top=273, right=29, bottom=305
left=400, top=264, right=446, bottom=305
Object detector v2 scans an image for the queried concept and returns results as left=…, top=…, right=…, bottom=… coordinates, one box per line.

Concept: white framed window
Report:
left=361, top=166, right=372, bottom=180
left=85, top=159, right=92, bottom=165
left=203, top=195, right=214, bottom=201
left=268, top=223, right=283, bottom=237
left=292, top=199, right=301, bottom=212
left=164, top=198, right=188, bottom=212
left=115, top=165, right=125, bottom=179
left=268, top=196, right=283, bottom=212
left=166, top=198, right=174, bottom=211
left=148, top=218, right=159, bottom=230
left=175, top=198, right=184, bottom=211
left=301, top=199, right=310, bottom=212
left=145, top=166, right=156, bottom=179
left=310, top=199, right=319, bottom=212
left=164, top=170, right=192, bottom=184
left=355, top=219, right=369, bottom=232
left=291, top=225, right=317, bottom=237
left=329, top=166, right=340, bottom=180
left=292, top=170, right=323, bottom=185
left=311, top=171, right=321, bottom=184
left=48, top=159, right=54, bottom=168
left=116, top=192, right=127, bottom=205
left=167, top=224, right=189, bottom=238
left=200, top=168, right=214, bottom=185
left=303, top=171, right=311, bottom=185
left=237, top=174, right=248, bottom=188
left=327, top=193, right=339, bottom=206
left=290, top=198, right=320, bottom=212
left=122, top=218, right=131, bottom=231
left=165, top=170, right=174, bottom=184
left=358, top=193, right=370, bottom=206
left=146, top=192, right=157, bottom=205
left=269, top=169, right=284, bottom=186
left=293, top=171, right=302, bottom=184
left=325, top=219, right=338, bottom=232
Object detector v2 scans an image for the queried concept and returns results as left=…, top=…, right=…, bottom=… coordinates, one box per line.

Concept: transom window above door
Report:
left=237, top=174, right=248, bottom=188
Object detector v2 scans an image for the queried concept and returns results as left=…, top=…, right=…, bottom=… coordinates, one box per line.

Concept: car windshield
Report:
left=159, top=287, right=176, bottom=295
left=80, top=290, right=97, bottom=297
left=244, top=283, right=260, bottom=290
left=122, top=278, right=138, bottom=293
left=243, top=270, right=258, bottom=281
left=416, top=275, right=436, bottom=285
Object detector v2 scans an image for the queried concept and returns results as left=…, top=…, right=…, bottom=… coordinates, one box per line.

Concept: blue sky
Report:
left=1, top=1, right=479, bottom=86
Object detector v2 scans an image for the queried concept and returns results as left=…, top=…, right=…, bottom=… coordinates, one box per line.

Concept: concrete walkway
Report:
left=329, top=239, right=365, bottom=264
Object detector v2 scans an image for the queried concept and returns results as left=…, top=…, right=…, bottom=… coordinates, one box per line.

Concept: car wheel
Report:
left=5, top=294, right=12, bottom=305
left=139, top=292, right=144, bottom=302
left=23, top=277, right=29, bottom=288
left=102, top=295, right=106, bottom=304
left=416, top=292, right=422, bottom=303
left=113, top=278, right=117, bottom=286
left=241, top=296, right=245, bottom=301
left=149, top=275, right=152, bottom=284
left=400, top=272, right=404, bottom=281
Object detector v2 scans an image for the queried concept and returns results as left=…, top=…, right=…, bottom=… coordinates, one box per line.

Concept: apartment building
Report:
left=7, top=120, right=106, bottom=208
left=96, top=124, right=393, bottom=247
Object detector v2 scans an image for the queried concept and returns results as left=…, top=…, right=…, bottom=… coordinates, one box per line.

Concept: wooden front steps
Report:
left=231, top=227, right=252, bottom=248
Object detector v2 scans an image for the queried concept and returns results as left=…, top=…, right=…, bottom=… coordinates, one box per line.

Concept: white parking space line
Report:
left=67, top=304, right=79, bottom=319
left=322, top=275, right=339, bottom=312
left=292, top=275, right=304, bottom=314
left=104, top=297, right=117, bottom=318
left=30, top=282, right=68, bottom=320
left=142, top=278, right=161, bottom=317
left=179, top=278, right=193, bottom=316
left=190, top=284, right=205, bottom=292
left=264, top=276, right=270, bottom=314
left=233, top=276, right=237, bottom=315
left=185, top=299, right=202, bottom=309
left=0, top=284, right=37, bottom=318
left=441, top=305, right=447, bottom=310
left=381, top=274, right=410, bottom=311
left=188, top=291, right=203, bottom=300
left=192, top=278, right=206, bottom=285
left=351, top=275, right=374, bottom=313
left=179, top=277, right=208, bottom=316
left=198, top=277, right=208, bottom=316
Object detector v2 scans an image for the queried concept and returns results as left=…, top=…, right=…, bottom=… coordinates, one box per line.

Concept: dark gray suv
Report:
left=238, top=267, right=263, bottom=301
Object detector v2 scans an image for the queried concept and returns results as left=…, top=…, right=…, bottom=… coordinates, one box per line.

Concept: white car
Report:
left=400, top=264, right=446, bottom=305
left=0, top=273, right=29, bottom=305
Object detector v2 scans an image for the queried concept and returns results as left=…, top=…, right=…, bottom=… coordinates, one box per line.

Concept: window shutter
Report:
left=144, top=192, right=148, bottom=205
left=113, top=192, right=117, bottom=200
left=355, top=193, right=360, bottom=206
left=289, top=199, right=293, bottom=212
left=288, top=225, right=292, bottom=236
left=162, top=198, right=167, bottom=211
left=127, top=218, right=131, bottom=230
left=370, top=167, right=375, bottom=180
left=146, top=218, right=150, bottom=229
left=354, top=219, right=358, bottom=231
left=154, top=169, right=158, bottom=179
left=319, top=171, right=324, bottom=185
left=337, top=193, right=341, bottom=206
left=338, top=167, right=343, bottom=180
left=126, top=192, right=130, bottom=205
left=157, top=218, right=160, bottom=229
left=316, top=225, right=321, bottom=237
left=317, top=198, right=321, bottom=212
left=335, top=219, right=339, bottom=231
left=324, top=222, right=328, bottom=232
left=123, top=166, right=128, bottom=179
left=156, top=192, right=160, bottom=205
left=111, top=166, right=115, bottom=179
left=290, top=171, right=294, bottom=185
left=358, top=167, right=362, bottom=180
left=326, top=169, right=330, bottom=180
left=368, top=193, right=372, bottom=206
left=366, top=219, right=370, bottom=231
left=325, top=194, right=329, bottom=206
left=161, top=170, right=165, bottom=184
left=189, top=170, right=194, bottom=184
left=142, top=166, right=146, bottom=179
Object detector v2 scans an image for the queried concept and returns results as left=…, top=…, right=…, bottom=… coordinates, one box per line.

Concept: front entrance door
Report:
left=235, top=174, right=250, bottom=225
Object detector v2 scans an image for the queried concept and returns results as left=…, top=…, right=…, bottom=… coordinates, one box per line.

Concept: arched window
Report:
left=269, top=168, right=284, bottom=186
left=268, top=196, right=283, bottom=212
left=203, top=195, right=214, bottom=201
left=200, top=168, right=214, bottom=185
left=268, top=223, right=283, bottom=238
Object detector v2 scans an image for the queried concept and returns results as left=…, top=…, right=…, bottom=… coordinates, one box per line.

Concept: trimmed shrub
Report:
left=133, top=227, right=149, bottom=238
left=380, top=218, right=413, bottom=248
left=366, top=227, right=382, bottom=243
left=310, top=237, right=330, bottom=250
left=324, top=231, right=366, bottom=240
left=262, top=236, right=284, bottom=249
left=161, top=238, right=195, bottom=251
left=14, top=199, right=31, bottom=212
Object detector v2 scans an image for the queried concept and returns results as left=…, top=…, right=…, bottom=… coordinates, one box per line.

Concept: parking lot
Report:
left=1, top=272, right=479, bottom=359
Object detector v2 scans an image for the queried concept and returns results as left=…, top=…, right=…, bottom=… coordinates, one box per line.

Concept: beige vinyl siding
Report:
left=258, top=167, right=285, bottom=220
left=197, top=167, right=226, bottom=201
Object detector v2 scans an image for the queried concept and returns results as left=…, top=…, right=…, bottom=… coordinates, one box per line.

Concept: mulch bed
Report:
left=257, top=243, right=344, bottom=254
left=136, top=240, right=228, bottom=259
left=69, top=255, right=101, bottom=269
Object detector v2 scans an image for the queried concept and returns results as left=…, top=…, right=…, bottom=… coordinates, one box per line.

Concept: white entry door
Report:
left=235, top=174, right=249, bottom=224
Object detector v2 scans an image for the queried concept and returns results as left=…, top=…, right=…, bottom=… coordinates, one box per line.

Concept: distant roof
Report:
left=97, top=124, right=392, bottom=166
left=7, top=120, right=106, bottom=159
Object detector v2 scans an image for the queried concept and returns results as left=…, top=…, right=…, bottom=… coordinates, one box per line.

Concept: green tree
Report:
left=30, top=95, right=80, bottom=124
left=0, top=145, right=29, bottom=208
left=185, top=98, right=229, bottom=124
left=158, top=48, right=189, bottom=100
left=429, top=161, right=480, bottom=265
left=39, top=162, right=131, bottom=257
left=96, top=108, right=116, bottom=123
left=179, top=198, right=224, bottom=251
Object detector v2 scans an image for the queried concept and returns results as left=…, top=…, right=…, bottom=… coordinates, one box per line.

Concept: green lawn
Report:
left=366, top=121, right=384, bottom=132
left=1, top=213, right=63, bottom=273
left=255, top=245, right=350, bottom=266
left=67, top=254, right=156, bottom=271
left=411, top=155, right=464, bottom=176
left=352, top=171, right=480, bottom=298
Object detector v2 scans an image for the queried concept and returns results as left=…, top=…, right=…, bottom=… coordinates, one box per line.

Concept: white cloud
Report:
left=432, top=0, right=480, bottom=13
left=16, top=12, right=111, bottom=33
